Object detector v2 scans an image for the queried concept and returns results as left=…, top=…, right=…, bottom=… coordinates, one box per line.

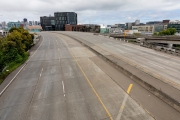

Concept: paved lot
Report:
left=0, top=33, right=154, bottom=120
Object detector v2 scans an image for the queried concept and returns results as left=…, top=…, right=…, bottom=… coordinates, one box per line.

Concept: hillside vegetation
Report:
left=0, top=27, right=34, bottom=84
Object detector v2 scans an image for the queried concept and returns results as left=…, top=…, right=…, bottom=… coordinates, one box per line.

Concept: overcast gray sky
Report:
left=0, top=0, right=180, bottom=24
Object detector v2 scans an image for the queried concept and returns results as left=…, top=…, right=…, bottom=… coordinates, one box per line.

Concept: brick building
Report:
left=65, top=24, right=82, bottom=31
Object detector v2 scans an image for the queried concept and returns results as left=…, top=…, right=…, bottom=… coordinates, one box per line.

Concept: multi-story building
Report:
left=54, top=12, right=77, bottom=31
left=35, top=21, right=38, bottom=25
left=0, top=29, right=8, bottom=36
left=132, top=25, right=154, bottom=33
left=40, top=16, right=55, bottom=31
left=168, top=20, right=180, bottom=33
left=32, top=21, right=35, bottom=26
left=132, top=20, right=169, bottom=33
left=154, top=24, right=164, bottom=32
left=7, top=22, right=21, bottom=31
left=162, top=20, right=170, bottom=24
left=132, top=24, right=164, bottom=33
left=1, top=21, right=6, bottom=27
left=65, top=24, right=83, bottom=31
left=146, top=21, right=162, bottom=25
left=164, top=25, right=168, bottom=30
left=23, top=18, right=28, bottom=23
left=125, top=23, right=133, bottom=30
left=29, top=21, right=32, bottom=26
left=125, top=20, right=141, bottom=30
left=100, top=24, right=109, bottom=34
left=114, top=24, right=125, bottom=28
left=37, top=21, right=41, bottom=25
left=135, top=20, right=140, bottom=25
left=106, top=24, right=125, bottom=34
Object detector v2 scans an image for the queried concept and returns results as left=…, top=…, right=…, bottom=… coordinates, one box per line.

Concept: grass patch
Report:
left=0, top=54, right=28, bottom=84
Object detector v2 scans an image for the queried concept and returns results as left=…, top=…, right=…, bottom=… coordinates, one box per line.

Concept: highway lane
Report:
left=56, top=32, right=180, bottom=89
left=53, top=32, right=180, bottom=120
left=0, top=32, right=154, bottom=120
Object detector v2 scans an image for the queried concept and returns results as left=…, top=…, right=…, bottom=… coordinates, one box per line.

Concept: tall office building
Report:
left=37, top=21, right=41, bottom=25
left=1, top=21, right=6, bottom=27
left=35, top=21, right=38, bottom=25
left=135, top=20, right=140, bottom=25
left=23, top=18, right=28, bottom=23
left=32, top=21, right=35, bottom=25
left=40, top=16, right=55, bottom=31
left=54, top=12, right=77, bottom=31
left=29, top=21, right=32, bottom=26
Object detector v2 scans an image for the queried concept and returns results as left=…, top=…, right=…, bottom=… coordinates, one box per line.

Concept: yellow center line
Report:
left=61, top=36, right=113, bottom=120
left=127, top=84, right=133, bottom=94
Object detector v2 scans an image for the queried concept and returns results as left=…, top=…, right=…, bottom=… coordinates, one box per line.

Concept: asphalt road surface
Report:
left=0, top=32, right=155, bottom=120
left=55, top=32, right=180, bottom=90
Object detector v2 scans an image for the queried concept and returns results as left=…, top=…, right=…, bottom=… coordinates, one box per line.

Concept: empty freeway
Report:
left=0, top=32, right=180, bottom=120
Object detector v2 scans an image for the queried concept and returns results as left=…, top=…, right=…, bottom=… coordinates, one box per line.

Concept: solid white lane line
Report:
left=0, top=64, right=26, bottom=96
left=148, top=62, right=164, bottom=69
left=0, top=35, right=44, bottom=96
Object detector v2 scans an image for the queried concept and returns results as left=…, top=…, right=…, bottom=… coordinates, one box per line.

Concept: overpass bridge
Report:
left=109, top=34, right=180, bottom=44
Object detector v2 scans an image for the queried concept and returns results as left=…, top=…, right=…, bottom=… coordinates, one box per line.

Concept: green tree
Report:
left=168, top=28, right=176, bottom=35
left=0, top=27, right=34, bottom=72
left=156, top=28, right=176, bottom=36
left=153, top=32, right=158, bottom=36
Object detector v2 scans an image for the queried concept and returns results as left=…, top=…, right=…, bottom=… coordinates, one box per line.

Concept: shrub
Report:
left=0, top=27, right=33, bottom=75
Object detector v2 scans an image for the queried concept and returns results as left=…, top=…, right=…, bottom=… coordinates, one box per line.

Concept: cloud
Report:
left=0, top=0, right=180, bottom=24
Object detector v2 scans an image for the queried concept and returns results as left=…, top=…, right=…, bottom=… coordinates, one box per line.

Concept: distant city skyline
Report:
left=0, top=0, right=180, bottom=25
